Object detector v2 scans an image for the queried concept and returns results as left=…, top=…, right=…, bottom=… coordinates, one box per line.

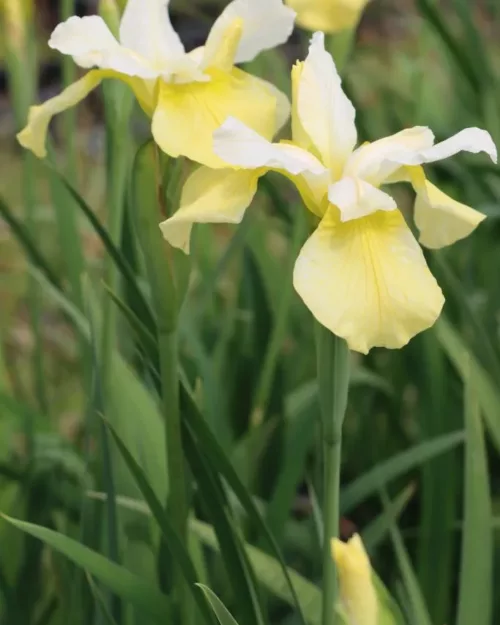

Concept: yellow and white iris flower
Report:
left=332, top=534, right=377, bottom=625
left=17, top=0, right=295, bottom=167
left=161, top=32, right=497, bottom=353
left=286, top=0, right=370, bottom=33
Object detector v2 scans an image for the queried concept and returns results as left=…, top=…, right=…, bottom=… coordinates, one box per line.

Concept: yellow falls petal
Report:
left=413, top=177, right=486, bottom=249
left=293, top=207, right=444, bottom=353
left=151, top=67, right=280, bottom=168
left=159, top=167, right=260, bottom=253
left=287, top=0, right=369, bottom=34
left=331, top=535, right=377, bottom=625
left=17, top=69, right=156, bottom=158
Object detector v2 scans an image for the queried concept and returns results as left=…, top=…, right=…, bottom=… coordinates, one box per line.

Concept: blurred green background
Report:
left=0, top=1, right=500, bottom=625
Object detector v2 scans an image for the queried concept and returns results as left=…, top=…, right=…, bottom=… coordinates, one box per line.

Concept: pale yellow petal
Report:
left=328, top=177, right=397, bottom=221
left=287, top=0, right=369, bottom=33
left=17, top=70, right=156, bottom=158
left=414, top=177, right=486, bottom=249
left=298, top=32, right=357, bottom=177
left=293, top=207, right=444, bottom=353
left=119, top=0, right=185, bottom=64
left=204, top=0, right=295, bottom=66
left=17, top=70, right=106, bottom=158
left=202, top=18, right=244, bottom=72
left=159, top=167, right=260, bottom=253
left=151, top=67, right=283, bottom=167
left=331, top=535, right=377, bottom=625
left=49, top=15, right=158, bottom=77
left=344, top=127, right=435, bottom=186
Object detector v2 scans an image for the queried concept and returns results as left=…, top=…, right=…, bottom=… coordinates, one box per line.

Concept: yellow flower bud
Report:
left=286, top=0, right=370, bottom=33
left=331, top=534, right=378, bottom=625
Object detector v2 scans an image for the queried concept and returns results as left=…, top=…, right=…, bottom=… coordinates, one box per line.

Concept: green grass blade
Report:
left=180, top=375, right=308, bottom=625
left=0, top=515, right=171, bottom=621
left=105, top=419, right=216, bottom=625
left=434, top=316, right=500, bottom=453
left=456, top=365, right=492, bottom=625
left=197, top=585, right=241, bottom=625
left=340, top=431, right=465, bottom=514
left=382, top=493, right=432, bottom=625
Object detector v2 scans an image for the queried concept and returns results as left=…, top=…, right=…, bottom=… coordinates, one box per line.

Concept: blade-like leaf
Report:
left=0, top=515, right=171, bottom=621
left=197, top=585, right=241, bottom=625
left=341, top=431, right=465, bottom=514
left=456, top=365, right=492, bottom=625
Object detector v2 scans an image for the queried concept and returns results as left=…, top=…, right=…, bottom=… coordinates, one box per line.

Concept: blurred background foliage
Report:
left=0, top=1, right=500, bottom=625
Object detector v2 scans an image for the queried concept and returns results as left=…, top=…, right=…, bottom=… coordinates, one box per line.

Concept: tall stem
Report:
left=315, top=323, right=350, bottom=625
left=132, top=143, right=190, bottom=625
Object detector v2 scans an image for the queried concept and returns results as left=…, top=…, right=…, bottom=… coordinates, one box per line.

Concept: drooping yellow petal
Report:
left=287, top=0, right=370, bottom=33
left=413, top=175, right=486, bottom=249
left=151, top=67, right=285, bottom=168
left=293, top=206, right=444, bottom=353
left=159, top=167, right=260, bottom=253
left=331, top=535, right=377, bottom=625
left=17, top=70, right=156, bottom=158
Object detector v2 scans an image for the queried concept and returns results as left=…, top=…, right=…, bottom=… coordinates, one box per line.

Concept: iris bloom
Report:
left=17, top=0, right=295, bottom=167
left=285, top=0, right=369, bottom=33
left=161, top=32, right=497, bottom=353
left=332, top=534, right=377, bottom=625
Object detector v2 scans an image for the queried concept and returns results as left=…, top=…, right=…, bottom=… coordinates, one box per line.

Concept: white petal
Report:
left=119, top=0, right=185, bottom=66
left=213, top=117, right=328, bottom=175
left=344, top=127, right=435, bottom=185
left=328, top=177, right=397, bottom=222
left=391, top=127, right=497, bottom=166
left=203, top=0, right=295, bottom=68
left=160, top=167, right=259, bottom=253
left=49, top=15, right=158, bottom=77
left=293, top=208, right=444, bottom=353
left=297, top=32, right=357, bottom=177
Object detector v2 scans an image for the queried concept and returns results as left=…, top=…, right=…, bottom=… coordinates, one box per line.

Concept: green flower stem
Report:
left=3, top=6, right=48, bottom=420
left=132, top=143, right=191, bottom=625
left=60, top=0, right=78, bottom=183
left=315, top=323, right=350, bottom=625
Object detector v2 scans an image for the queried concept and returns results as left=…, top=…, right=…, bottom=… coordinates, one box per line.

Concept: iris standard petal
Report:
left=213, top=117, right=327, bottom=175
left=287, top=0, right=370, bottom=34
left=151, top=68, right=286, bottom=168
left=297, top=32, right=357, bottom=177
left=49, top=15, right=158, bottom=77
left=328, top=177, right=397, bottom=221
left=119, top=0, right=185, bottom=65
left=160, top=167, right=259, bottom=253
left=344, top=126, right=435, bottom=186
left=413, top=175, right=486, bottom=249
left=203, top=0, right=295, bottom=67
left=17, top=70, right=156, bottom=158
left=331, top=535, right=378, bottom=625
left=293, top=207, right=444, bottom=353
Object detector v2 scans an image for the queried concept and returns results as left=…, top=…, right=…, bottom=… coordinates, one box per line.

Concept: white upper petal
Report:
left=344, top=127, right=435, bottom=185
left=389, top=127, right=498, bottom=166
left=328, top=177, right=397, bottom=222
left=119, top=0, right=185, bottom=66
left=213, top=117, right=328, bottom=175
left=297, top=32, right=357, bottom=177
left=203, top=0, right=296, bottom=68
left=49, top=15, right=159, bottom=77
